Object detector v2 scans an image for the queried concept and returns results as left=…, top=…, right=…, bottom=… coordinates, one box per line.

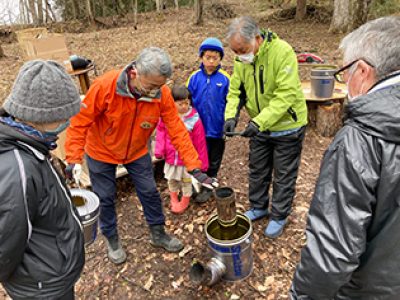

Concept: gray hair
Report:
left=340, top=16, right=400, bottom=80
left=226, top=16, right=260, bottom=43
left=136, top=47, right=172, bottom=77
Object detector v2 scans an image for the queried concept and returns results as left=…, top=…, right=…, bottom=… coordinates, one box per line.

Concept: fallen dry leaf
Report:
left=143, top=274, right=154, bottom=291
left=186, top=223, right=194, bottom=233
left=264, top=275, right=275, bottom=287
left=171, top=276, right=184, bottom=289
left=179, top=245, right=193, bottom=258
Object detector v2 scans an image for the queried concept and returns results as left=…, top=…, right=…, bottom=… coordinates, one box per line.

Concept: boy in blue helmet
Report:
left=187, top=37, right=230, bottom=202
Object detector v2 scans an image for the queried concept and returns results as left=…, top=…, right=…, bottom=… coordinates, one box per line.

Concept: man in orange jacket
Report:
left=65, top=47, right=217, bottom=265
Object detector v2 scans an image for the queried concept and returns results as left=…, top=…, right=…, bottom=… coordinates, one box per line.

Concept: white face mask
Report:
left=346, top=62, right=363, bottom=102
left=239, top=52, right=255, bottom=64
left=238, top=41, right=255, bottom=64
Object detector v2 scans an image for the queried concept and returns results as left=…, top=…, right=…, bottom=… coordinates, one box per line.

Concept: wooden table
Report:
left=302, top=81, right=348, bottom=137
left=69, top=65, right=95, bottom=94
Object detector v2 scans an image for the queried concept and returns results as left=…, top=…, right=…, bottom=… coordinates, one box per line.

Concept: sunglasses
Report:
left=334, top=59, right=374, bottom=84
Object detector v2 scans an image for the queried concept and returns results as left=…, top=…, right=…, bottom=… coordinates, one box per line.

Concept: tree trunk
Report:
left=330, top=0, right=371, bottom=33
left=132, top=0, right=138, bottom=27
left=44, top=0, right=49, bottom=22
left=37, top=0, right=44, bottom=24
left=117, top=0, right=126, bottom=16
left=28, top=0, right=38, bottom=24
left=70, top=0, right=77, bottom=19
left=330, top=0, right=350, bottom=33
left=85, top=0, right=94, bottom=23
left=348, top=0, right=369, bottom=31
left=46, top=0, right=56, bottom=22
left=194, top=0, right=203, bottom=25
left=19, top=0, right=27, bottom=24
left=101, top=0, right=105, bottom=17
left=295, top=0, right=307, bottom=20
left=155, top=0, right=161, bottom=11
left=174, top=0, right=179, bottom=10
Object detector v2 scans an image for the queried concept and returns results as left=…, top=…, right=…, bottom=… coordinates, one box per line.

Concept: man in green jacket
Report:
left=224, top=16, right=307, bottom=238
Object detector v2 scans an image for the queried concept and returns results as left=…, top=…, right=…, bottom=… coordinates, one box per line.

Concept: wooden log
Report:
left=306, top=102, right=318, bottom=127
left=316, top=102, right=342, bottom=137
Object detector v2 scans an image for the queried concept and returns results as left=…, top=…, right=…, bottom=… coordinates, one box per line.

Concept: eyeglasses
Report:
left=334, top=59, right=374, bottom=83
left=136, top=74, right=161, bottom=97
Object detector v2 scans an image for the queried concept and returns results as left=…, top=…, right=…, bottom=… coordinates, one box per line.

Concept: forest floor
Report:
left=0, top=1, right=346, bottom=299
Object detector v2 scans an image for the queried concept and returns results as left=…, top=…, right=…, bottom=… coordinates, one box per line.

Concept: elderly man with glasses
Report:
left=64, top=47, right=217, bottom=265
left=290, top=16, right=400, bottom=299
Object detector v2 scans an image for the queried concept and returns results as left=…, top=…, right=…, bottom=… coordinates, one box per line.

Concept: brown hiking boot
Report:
left=149, top=225, right=183, bottom=252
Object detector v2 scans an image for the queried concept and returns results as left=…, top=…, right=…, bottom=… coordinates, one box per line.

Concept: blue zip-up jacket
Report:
left=187, top=64, right=230, bottom=138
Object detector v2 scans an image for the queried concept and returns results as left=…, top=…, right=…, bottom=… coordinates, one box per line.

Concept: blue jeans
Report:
left=86, top=154, right=165, bottom=239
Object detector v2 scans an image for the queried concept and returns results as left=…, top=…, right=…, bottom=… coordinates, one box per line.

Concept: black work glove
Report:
left=189, top=169, right=219, bottom=190
left=223, top=118, right=237, bottom=134
left=242, top=121, right=260, bottom=137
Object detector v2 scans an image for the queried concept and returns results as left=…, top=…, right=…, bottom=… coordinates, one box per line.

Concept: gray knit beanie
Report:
left=3, top=60, right=81, bottom=123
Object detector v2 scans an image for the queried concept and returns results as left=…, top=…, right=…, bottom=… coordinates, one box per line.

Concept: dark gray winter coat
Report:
left=0, top=121, right=85, bottom=299
left=291, top=79, right=400, bottom=299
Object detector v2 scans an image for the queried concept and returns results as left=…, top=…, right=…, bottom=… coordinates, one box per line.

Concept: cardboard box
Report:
left=15, top=27, right=48, bottom=44
left=17, top=30, right=72, bottom=72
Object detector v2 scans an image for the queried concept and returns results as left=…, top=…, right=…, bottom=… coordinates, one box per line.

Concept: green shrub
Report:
left=369, top=0, right=400, bottom=19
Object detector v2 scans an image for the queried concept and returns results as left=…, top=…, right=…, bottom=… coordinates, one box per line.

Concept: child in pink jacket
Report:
left=155, top=85, right=209, bottom=214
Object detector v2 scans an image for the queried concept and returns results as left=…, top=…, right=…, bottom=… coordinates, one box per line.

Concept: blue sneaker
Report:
left=265, top=218, right=287, bottom=238
left=244, top=208, right=269, bottom=222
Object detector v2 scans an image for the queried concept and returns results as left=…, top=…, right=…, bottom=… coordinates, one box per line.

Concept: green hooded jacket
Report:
left=225, top=30, right=308, bottom=132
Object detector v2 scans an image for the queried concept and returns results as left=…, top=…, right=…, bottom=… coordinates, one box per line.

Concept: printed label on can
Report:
left=209, top=241, right=243, bottom=276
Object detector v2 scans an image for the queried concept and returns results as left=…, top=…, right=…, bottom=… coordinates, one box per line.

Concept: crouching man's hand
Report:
left=189, top=169, right=219, bottom=190
left=65, top=163, right=82, bottom=185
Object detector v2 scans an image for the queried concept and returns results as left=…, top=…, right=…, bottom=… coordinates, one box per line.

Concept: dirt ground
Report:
left=0, top=1, right=346, bottom=299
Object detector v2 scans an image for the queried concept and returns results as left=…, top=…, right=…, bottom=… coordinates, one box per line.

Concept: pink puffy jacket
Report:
left=155, top=107, right=208, bottom=172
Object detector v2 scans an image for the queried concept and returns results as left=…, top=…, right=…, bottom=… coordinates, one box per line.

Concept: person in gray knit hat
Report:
left=4, top=59, right=81, bottom=124
left=0, top=60, right=84, bottom=300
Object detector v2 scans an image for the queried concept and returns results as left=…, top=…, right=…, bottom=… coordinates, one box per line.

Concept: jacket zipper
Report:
left=47, top=160, right=83, bottom=231
left=124, top=102, right=138, bottom=161
left=207, top=76, right=211, bottom=117
left=259, top=65, right=265, bottom=94
left=253, top=64, right=261, bottom=113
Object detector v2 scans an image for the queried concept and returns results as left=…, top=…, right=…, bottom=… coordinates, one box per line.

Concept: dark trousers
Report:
left=248, top=127, right=306, bottom=220
left=206, top=137, right=225, bottom=178
left=86, top=154, right=165, bottom=239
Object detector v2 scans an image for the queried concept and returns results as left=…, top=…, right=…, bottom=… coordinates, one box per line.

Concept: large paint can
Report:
left=205, top=212, right=253, bottom=282
left=70, top=188, right=100, bottom=247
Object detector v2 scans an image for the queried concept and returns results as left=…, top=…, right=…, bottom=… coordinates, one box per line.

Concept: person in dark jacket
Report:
left=0, top=60, right=84, bottom=299
left=290, top=16, right=400, bottom=299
